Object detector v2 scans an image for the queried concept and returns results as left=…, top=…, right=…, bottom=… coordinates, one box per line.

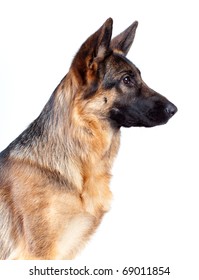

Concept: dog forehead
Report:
left=104, top=53, right=137, bottom=78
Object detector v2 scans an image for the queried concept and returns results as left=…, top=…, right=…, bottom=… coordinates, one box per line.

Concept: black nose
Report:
left=165, top=102, right=178, bottom=118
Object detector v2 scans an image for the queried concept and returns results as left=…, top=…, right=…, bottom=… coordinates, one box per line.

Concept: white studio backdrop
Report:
left=0, top=0, right=198, bottom=279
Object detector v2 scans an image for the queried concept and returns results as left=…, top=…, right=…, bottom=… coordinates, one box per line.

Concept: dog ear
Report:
left=111, top=21, right=138, bottom=56
left=71, top=18, right=113, bottom=85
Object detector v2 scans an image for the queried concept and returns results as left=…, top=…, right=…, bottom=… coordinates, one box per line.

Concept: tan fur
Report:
left=0, top=66, right=120, bottom=259
left=1, top=19, right=120, bottom=259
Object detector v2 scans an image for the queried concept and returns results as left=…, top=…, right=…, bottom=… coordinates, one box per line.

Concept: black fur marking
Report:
left=109, top=97, right=177, bottom=128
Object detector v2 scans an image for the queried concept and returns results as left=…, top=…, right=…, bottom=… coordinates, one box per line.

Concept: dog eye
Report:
left=123, top=75, right=133, bottom=85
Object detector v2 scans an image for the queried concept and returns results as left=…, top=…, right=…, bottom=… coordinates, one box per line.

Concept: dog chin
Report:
left=109, top=109, right=170, bottom=128
left=122, top=117, right=171, bottom=128
left=121, top=121, right=165, bottom=128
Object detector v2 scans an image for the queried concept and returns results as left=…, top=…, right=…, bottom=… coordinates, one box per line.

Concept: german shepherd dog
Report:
left=0, top=18, right=177, bottom=259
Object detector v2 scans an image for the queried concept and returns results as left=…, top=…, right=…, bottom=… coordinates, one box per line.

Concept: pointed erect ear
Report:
left=71, top=18, right=113, bottom=84
left=110, top=21, right=138, bottom=56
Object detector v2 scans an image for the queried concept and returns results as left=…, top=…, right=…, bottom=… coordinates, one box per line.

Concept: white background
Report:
left=0, top=0, right=198, bottom=279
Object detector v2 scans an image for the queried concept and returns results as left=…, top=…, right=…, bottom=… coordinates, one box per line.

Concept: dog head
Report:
left=70, top=18, right=177, bottom=128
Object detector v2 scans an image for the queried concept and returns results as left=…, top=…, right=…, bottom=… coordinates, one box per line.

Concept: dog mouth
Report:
left=109, top=101, right=177, bottom=128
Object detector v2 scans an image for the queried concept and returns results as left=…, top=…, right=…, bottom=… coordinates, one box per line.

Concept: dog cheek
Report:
left=83, top=80, right=99, bottom=99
